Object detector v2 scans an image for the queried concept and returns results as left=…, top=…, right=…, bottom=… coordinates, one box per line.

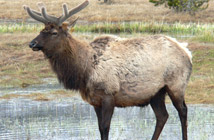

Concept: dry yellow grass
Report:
left=0, top=0, right=214, bottom=23
left=0, top=90, right=78, bottom=101
left=0, top=33, right=52, bottom=87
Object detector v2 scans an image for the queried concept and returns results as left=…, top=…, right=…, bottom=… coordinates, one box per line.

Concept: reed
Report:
left=1, top=22, right=214, bottom=43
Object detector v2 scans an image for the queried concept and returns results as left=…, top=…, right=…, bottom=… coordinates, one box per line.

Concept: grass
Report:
left=75, top=22, right=214, bottom=36
left=185, top=44, right=214, bottom=104
left=1, top=22, right=214, bottom=43
left=192, top=30, right=214, bottom=43
left=1, top=22, right=214, bottom=34
left=0, top=33, right=55, bottom=87
left=0, top=0, right=214, bottom=23
left=0, top=90, right=78, bottom=101
left=0, top=23, right=43, bottom=33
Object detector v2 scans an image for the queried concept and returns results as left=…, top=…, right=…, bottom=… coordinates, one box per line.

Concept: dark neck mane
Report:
left=44, top=36, right=94, bottom=91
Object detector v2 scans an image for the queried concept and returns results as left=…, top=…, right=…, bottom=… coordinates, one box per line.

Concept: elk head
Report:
left=23, top=0, right=89, bottom=52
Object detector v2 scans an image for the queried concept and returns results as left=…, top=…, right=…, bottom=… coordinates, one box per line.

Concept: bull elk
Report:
left=23, top=0, right=192, bottom=140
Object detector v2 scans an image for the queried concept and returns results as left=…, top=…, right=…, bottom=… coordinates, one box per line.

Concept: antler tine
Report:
left=63, top=4, right=69, bottom=17
left=41, top=7, right=59, bottom=24
left=24, top=5, right=42, bottom=16
left=37, top=2, right=59, bottom=22
left=24, top=6, right=48, bottom=24
left=58, top=0, right=89, bottom=25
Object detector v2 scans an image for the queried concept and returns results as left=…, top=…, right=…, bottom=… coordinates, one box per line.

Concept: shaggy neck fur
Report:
left=43, top=35, right=94, bottom=92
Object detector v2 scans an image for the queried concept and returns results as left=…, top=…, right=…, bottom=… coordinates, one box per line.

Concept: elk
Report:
left=23, top=0, right=192, bottom=140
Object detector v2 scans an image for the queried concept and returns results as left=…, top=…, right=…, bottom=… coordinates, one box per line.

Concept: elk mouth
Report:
left=32, top=46, right=42, bottom=51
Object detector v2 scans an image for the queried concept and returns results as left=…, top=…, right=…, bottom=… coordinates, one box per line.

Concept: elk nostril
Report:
left=29, top=41, right=38, bottom=48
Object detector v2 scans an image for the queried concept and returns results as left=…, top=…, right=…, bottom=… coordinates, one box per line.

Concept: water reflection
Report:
left=0, top=97, right=213, bottom=140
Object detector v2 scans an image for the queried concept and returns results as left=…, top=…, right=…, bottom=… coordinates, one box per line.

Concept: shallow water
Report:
left=0, top=97, right=213, bottom=140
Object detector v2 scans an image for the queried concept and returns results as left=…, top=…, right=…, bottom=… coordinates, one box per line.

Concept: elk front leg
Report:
left=94, top=95, right=115, bottom=140
left=94, top=106, right=103, bottom=138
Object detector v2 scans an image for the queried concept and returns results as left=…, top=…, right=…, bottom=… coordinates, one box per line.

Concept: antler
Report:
left=23, top=5, right=48, bottom=24
left=23, top=0, right=89, bottom=26
left=58, top=1, right=89, bottom=25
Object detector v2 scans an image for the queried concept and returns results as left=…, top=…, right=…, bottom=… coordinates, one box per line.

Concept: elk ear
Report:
left=62, top=22, right=75, bottom=33
left=62, top=22, right=69, bottom=31
left=62, top=17, right=79, bottom=33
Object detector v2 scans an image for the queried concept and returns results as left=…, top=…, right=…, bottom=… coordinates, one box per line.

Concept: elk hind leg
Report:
left=166, top=86, right=188, bottom=140
left=150, top=87, right=169, bottom=140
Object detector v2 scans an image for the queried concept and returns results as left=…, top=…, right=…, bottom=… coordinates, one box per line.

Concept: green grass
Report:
left=0, top=23, right=43, bottom=33
left=1, top=22, right=214, bottom=43
left=75, top=22, right=211, bottom=35
left=192, top=30, right=214, bottom=43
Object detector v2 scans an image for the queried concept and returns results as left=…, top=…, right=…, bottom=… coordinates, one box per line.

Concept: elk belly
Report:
left=114, top=80, right=164, bottom=107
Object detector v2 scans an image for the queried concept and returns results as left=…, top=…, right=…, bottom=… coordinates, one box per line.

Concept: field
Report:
left=0, top=0, right=214, bottom=23
left=0, top=0, right=214, bottom=104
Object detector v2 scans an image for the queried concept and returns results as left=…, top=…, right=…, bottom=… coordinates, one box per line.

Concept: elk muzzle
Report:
left=29, top=40, right=42, bottom=51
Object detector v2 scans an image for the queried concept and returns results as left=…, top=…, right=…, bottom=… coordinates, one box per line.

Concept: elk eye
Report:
left=52, top=32, right=58, bottom=36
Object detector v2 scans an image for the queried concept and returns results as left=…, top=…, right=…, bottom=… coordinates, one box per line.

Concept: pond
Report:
left=0, top=95, right=213, bottom=140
